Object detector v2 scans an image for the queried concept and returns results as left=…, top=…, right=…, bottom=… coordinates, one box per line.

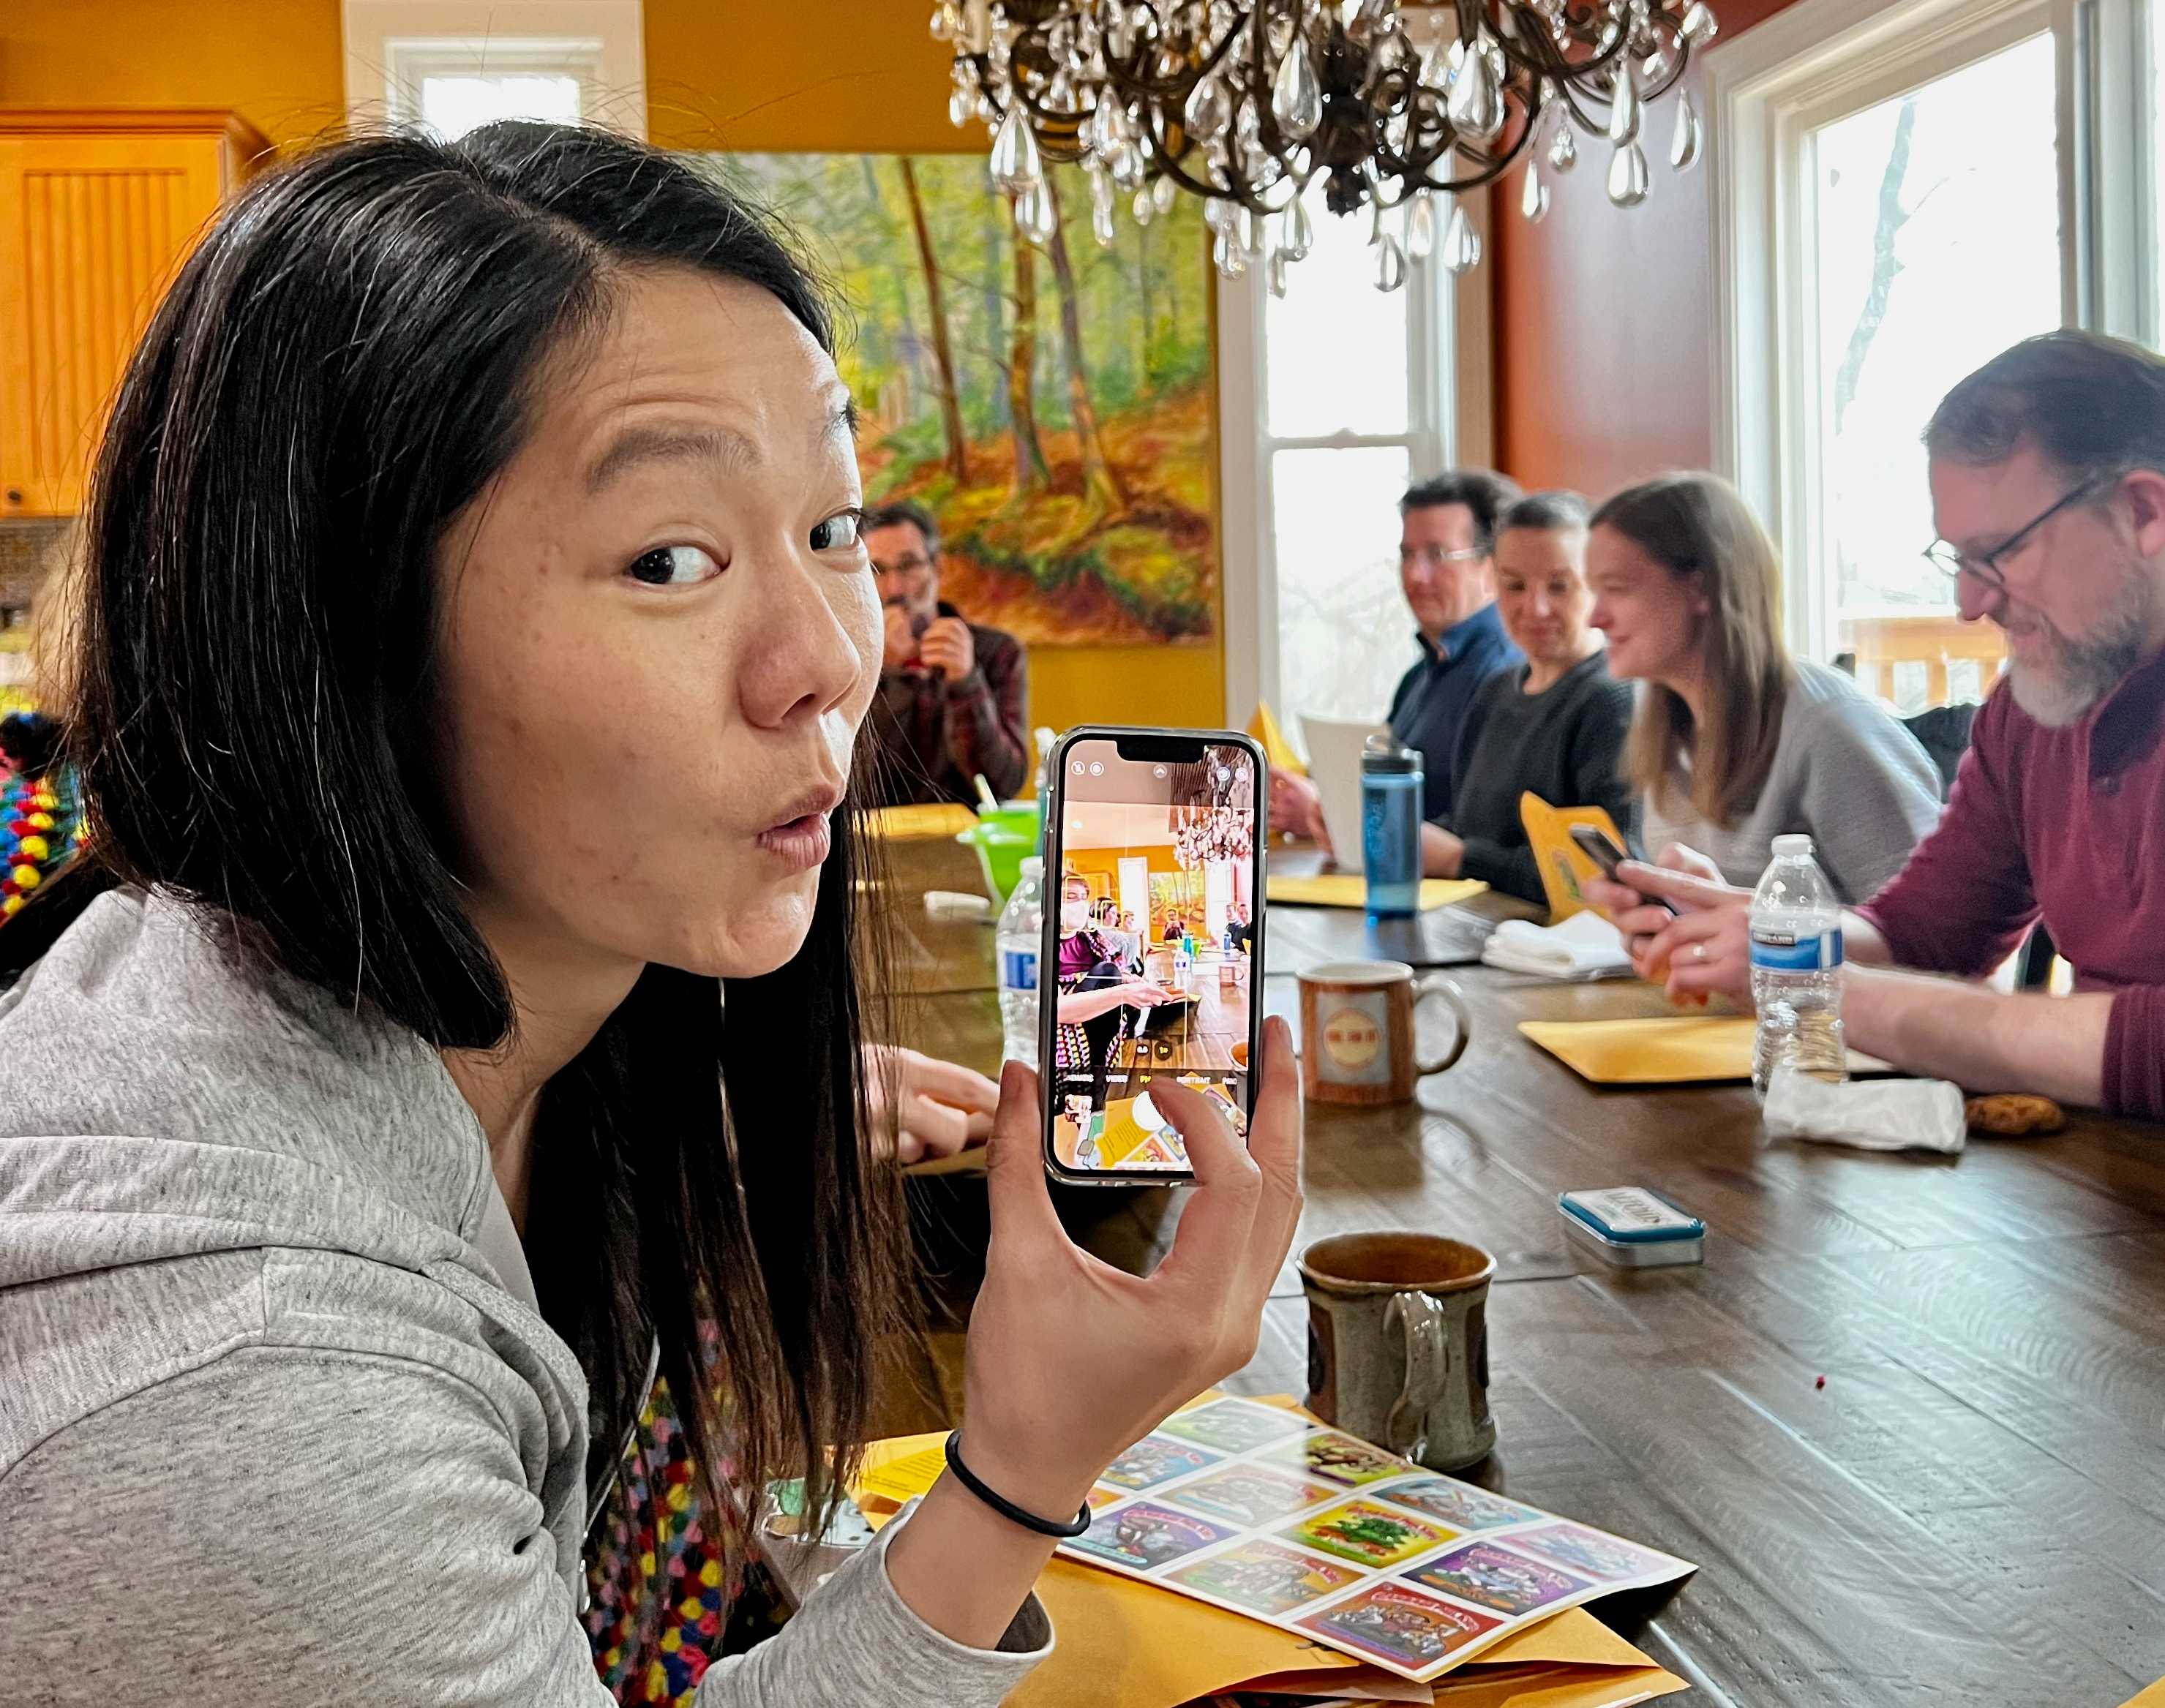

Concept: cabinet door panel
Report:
left=0, top=135, right=225, bottom=515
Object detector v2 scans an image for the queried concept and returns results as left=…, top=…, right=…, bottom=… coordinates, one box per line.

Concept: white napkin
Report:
left=1761, top=1066, right=1966, bottom=1153
left=1480, top=909, right=1634, bottom=979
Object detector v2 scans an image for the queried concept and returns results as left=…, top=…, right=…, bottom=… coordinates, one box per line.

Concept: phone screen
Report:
left=1041, top=731, right=1264, bottom=1182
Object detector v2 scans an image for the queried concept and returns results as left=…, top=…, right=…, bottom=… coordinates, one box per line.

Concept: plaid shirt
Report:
left=863, top=605, right=1030, bottom=807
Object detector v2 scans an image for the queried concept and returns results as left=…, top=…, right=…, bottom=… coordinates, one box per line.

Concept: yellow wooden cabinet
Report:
left=0, top=109, right=266, bottom=518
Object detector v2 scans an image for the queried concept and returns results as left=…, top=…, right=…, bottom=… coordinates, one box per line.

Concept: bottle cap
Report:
left=1019, top=854, right=1043, bottom=876
left=1771, top=834, right=1814, bottom=859
left=1360, top=734, right=1422, bottom=775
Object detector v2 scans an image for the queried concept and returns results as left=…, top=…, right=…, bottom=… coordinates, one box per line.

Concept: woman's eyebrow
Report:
left=587, top=424, right=759, bottom=492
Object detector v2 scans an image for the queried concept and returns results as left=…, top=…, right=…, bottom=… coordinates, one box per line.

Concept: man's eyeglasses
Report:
left=1399, top=543, right=1486, bottom=571
left=872, top=552, right=937, bottom=582
left=1922, top=472, right=2115, bottom=595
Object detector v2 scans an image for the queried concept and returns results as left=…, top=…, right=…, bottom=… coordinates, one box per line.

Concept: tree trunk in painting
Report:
left=1044, top=174, right=1128, bottom=513
left=1008, top=201, right=1051, bottom=493
left=898, top=157, right=969, bottom=484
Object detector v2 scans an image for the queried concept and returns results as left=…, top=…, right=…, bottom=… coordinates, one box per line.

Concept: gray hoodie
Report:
left=0, top=889, right=1050, bottom=1705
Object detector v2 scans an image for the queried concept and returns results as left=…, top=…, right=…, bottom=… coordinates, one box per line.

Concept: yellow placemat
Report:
left=1520, top=1016, right=1890, bottom=1084
left=2119, top=1677, right=2165, bottom=1708
left=866, top=802, right=978, bottom=839
left=1267, top=874, right=1487, bottom=911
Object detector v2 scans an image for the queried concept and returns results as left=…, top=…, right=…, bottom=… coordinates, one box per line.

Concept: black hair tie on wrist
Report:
left=942, top=1432, right=1094, bottom=1539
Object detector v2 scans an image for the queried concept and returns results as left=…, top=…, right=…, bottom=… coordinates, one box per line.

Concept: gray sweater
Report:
left=1639, top=661, right=1943, bottom=903
left=0, top=889, right=1051, bottom=1706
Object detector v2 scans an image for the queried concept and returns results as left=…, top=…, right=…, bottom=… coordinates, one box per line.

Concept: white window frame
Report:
left=1703, top=0, right=2153, bottom=666
left=341, top=1, right=648, bottom=140
left=1217, top=213, right=1463, bottom=728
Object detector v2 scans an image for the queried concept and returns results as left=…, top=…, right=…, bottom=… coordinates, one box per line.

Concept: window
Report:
left=1219, top=180, right=1454, bottom=734
left=1711, top=0, right=2109, bottom=712
left=341, top=1, right=646, bottom=140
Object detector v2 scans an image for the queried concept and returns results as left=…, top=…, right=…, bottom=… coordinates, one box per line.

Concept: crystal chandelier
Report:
left=1168, top=752, right=1256, bottom=869
left=933, top=0, right=1718, bottom=292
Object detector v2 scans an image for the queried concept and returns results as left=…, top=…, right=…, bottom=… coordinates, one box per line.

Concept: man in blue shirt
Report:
left=1273, top=469, right=1526, bottom=835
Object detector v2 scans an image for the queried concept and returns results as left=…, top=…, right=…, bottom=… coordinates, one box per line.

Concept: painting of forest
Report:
left=705, top=152, right=1215, bottom=646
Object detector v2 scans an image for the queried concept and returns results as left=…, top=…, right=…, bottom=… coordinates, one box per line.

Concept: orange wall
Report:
left=0, top=1, right=345, bottom=146
left=1493, top=0, right=1805, bottom=499
left=0, top=0, right=1227, bottom=740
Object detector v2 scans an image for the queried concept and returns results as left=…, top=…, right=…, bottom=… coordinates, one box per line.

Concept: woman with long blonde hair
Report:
left=1586, top=473, right=1940, bottom=903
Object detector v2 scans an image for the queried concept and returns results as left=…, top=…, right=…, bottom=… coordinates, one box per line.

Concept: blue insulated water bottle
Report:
left=1361, top=735, right=1424, bottom=918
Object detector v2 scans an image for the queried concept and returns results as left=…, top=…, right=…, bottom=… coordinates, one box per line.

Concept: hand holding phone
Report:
left=1569, top=824, right=1675, bottom=919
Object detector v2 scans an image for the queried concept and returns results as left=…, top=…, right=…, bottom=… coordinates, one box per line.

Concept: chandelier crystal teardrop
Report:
left=940, top=0, right=1718, bottom=279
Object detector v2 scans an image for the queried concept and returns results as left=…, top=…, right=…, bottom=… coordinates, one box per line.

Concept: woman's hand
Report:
left=960, top=1017, right=1302, bottom=1519
left=1585, top=848, right=1754, bottom=1007
left=882, top=1018, right=1303, bottom=1648
left=1120, top=980, right=1174, bottom=1009
left=863, top=1044, right=998, bottom=1164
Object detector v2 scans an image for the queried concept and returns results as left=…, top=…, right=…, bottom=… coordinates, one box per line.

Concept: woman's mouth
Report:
left=757, top=783, right=844, bottom=872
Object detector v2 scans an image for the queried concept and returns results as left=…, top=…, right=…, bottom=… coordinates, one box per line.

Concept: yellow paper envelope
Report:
left=1517, top=795, right=1627, bottom=925
left=1519, top=1016, right=1890, bottom=1084
left=1247, top=702, right=1307, bottom=778
left=2119, top=1678, right=2165, bottom=1707
left=852, top=1417, right=1684, bottom=1708
left=1266, top=873, right=1487, bottom=912
left=866, top=801, right=980, bottom=840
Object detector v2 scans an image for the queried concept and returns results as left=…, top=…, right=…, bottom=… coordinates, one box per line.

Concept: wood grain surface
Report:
left=870, top=829, right=2165, bottom=1706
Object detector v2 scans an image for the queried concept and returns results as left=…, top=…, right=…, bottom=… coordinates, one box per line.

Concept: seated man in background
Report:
left=1595, top=331, right=2165, bottom=1118
left=1420, top=491, right=1636, bottom=902
left=860, top=500, right=1030, bottom=807
left=1272, top=468, right=1526, bottom=839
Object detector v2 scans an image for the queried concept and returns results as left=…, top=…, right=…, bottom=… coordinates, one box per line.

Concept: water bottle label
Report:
left=1749, top=928, right=1842, bottom=971
left=999, top=947, right=1038, bottom=992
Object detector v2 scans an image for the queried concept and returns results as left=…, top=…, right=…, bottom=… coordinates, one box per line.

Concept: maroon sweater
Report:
left=1856, top=644, right=2165, bottom=1118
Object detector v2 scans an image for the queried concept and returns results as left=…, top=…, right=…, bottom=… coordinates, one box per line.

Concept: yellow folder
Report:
left=1520, top=1016, right=1890, bottom=1084
left=1247, top=701, right=1307, bottom=778
left=1517, top=795, right=1627, bottom=925
left=1266, top=873, right=1488, bottom=912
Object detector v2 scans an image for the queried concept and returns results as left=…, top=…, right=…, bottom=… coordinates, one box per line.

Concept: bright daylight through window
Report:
left=1806, top=34, right=2058, bottom=712
left=1263, top=178, right=1441, bottom=729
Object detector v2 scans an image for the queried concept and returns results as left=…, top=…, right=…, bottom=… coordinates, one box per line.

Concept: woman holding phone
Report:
left=0, top=126, right=1302, bottom=1707
left=1583, top=474, right=1940, bottom=906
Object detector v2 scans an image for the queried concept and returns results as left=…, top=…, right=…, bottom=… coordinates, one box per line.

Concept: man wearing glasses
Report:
left=1594, top=331, right=2165, bottom=1119
left=860, top=500, right=1031, bottom=807
left=1272, top=470, right=1526, bottom=837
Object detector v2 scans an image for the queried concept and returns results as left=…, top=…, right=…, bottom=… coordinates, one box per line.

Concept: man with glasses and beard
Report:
left=1590, top=331, right=2165, bottom=1120
left=860, top=500, right=1030, bottom=806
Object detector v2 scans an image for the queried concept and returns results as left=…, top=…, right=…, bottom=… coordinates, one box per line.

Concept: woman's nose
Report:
left=740, top=552, right=866, bottom=729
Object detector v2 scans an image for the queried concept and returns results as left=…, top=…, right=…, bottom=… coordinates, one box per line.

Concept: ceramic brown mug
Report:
left=1297, top=960, right=1471, bottom=1105
left=1299, top=1232, right=1496, bottom=1472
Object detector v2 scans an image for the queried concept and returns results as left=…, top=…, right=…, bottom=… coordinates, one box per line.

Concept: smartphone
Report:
left=1039, top=727, right=1267, bottom=1186
left=1568, top=824, right=1675, bottom=918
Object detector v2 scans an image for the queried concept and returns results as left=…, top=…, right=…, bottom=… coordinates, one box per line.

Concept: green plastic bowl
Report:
left=958, top=805, right=1041, bottom=905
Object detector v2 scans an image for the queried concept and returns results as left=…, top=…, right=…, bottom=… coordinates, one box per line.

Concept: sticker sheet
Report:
left=1057, top=1396, right=1696, bottom=1683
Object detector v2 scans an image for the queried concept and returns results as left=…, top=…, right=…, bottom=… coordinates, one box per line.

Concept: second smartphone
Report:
left=1039, top=727, right=1267, bottom=1187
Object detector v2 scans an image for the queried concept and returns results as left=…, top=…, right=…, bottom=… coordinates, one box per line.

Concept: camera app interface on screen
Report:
left=1051, top=741, right=1257, bottom=1175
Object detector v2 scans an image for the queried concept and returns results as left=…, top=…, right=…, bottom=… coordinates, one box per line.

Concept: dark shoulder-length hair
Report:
left=42, top=122, right=909, bottom=1539
left=1592, top=473, right=1793, bottom=828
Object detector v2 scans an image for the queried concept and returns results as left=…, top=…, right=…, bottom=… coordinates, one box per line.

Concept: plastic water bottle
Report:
left=1361, top=735, right=1424, bottom=918
left=1749, top=834, right=1846, bottom=1094
left=1173, top=933, right=1193, bottom=993
left=997, top=855, right=1043, bottom=1068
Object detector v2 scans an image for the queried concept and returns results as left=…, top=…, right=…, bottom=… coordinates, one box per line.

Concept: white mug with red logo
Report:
left=1297, top=960, right=1471, bottom=1105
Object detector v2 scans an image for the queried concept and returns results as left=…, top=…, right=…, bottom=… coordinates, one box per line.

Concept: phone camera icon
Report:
left=1088, top=761, right=1104, bottom=776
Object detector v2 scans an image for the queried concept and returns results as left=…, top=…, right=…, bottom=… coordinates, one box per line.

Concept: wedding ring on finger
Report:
left=1691, top=941, right=1708, bottom=963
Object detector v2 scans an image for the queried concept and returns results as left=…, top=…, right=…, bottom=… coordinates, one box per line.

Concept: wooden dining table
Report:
left=870, top=829, right=2165, bottom=1707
